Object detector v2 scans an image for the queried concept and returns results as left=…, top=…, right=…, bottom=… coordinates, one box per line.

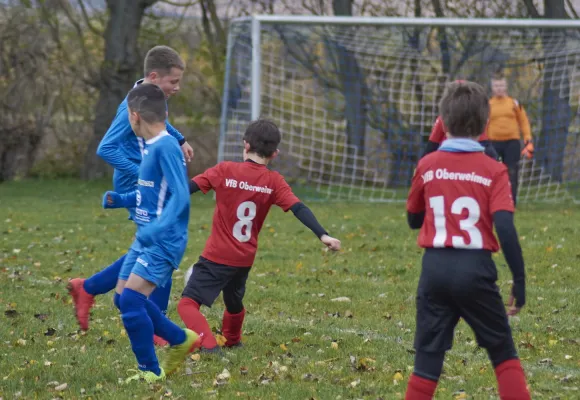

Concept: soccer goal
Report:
left=218, top=16, right=580, bottom=203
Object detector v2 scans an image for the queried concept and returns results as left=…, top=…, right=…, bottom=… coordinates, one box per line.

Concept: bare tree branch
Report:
left=522, top=0, right=541, bottom=18
left=565, top=0, right=579, bottom=18
left=77, top=0, right=104, bottom=36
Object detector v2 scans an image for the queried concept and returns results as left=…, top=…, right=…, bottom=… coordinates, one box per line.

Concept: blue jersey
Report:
left=128, top=131, right=190, bottom=267
left=97, top=80, right=185, bottom=194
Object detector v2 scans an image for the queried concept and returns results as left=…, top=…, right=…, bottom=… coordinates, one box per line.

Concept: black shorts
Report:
left=414, top=248, right=512, bottom=353
left=182, top=256, right=251, bottom=308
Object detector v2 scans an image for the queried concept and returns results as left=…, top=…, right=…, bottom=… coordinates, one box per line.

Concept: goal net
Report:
left=219, top=16, right=580, bottom=203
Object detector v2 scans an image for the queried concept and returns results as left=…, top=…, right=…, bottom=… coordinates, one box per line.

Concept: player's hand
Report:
left=507, top=279, right=526, bottom=316
left=320, top=234, right=341, bottom=251
left=181, top=142, right=194, bottom=163
left=521, top=140, right=534, bottom=159
left=102, top=191, right=123, bottom=209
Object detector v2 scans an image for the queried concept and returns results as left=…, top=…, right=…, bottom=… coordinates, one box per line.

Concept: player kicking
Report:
left=102, top=83, right=197, bottom=382
left=177, top=119, right=341, bottom=353
left=405, top=81, right=530, bottom=399
left=68, top=46, right=194, bottom=347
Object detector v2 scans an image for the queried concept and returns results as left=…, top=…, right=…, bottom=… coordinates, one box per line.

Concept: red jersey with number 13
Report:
left=407, top=151, right=514, bottom=252
left=193, top=161, right=300, bottom=267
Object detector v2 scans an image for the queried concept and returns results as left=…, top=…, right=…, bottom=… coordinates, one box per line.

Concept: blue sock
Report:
left=148, top=278, right=173, bottom=315
left=113, top=292, right=121, bottom=311
left=83, top=255, right=126, bottom=296
left=145, top=298, right=186, bottom=346
left=120, top=288, right=160, bottom=375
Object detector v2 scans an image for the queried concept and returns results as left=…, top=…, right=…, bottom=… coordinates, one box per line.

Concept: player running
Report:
left=68, top=46, right=193, bottom=347
left=102, top=83, right=197, bottom=382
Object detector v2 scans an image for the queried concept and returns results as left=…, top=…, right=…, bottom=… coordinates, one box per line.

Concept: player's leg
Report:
left=502, top=139, right=522, bottom=206
left=122, top=253, right=197, bottom=380
left=405, top=249, right=460, bottom=399
left=178, top=257, right=232, bottom=351
left=67, top=254, right=126, bottom=331
left=148, top=279, right=173, bottom=347
left=480, top=140, right=499, bottom=160
left=455, top=255, right=530, bottom=399
left=221, top=267, right=251, bottom=348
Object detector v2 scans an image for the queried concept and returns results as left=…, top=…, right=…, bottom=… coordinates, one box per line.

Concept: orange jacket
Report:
left=488, top=96, right=532, bottom=142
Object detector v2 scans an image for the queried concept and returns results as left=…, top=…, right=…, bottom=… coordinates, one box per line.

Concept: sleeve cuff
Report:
left=178, top=138, right=186, bottom=146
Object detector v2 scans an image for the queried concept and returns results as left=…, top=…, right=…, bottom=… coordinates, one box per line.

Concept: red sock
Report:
left=222, top=308, right=245, bottom=346
left=177, top=298, right=218, bottom=349
left=405, top=373, right=437, bottom=400
left=494, top=359, right=530, bottom=400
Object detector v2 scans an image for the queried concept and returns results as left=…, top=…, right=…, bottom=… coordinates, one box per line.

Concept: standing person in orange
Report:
left=488, top=72, right=534, bottom=205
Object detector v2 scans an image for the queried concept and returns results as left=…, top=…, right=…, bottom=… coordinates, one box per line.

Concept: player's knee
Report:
left=487, top=339, right=518, bottom=368
left=414, top=351, right=445, bottom=381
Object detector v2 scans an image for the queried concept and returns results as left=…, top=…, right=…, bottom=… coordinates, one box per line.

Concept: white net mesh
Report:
left=219, top=18, right=580, bottom=203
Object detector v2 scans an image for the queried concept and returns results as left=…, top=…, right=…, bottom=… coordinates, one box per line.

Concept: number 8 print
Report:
left=233, top=201, right=257, bottom=242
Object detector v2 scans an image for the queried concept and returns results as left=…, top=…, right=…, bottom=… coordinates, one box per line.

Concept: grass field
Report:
left=1, top=179, right=579, bottom=399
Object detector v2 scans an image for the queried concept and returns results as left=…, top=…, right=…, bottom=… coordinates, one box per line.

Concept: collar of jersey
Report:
left=145, top=130, right=170, bottom=145
left=439, top=138, right=484, bottom=153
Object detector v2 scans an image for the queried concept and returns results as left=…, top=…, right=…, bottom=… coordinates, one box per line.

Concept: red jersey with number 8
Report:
left=407, top=151, right=514, bottom=252
left=193, top=161, right=300, bottom=267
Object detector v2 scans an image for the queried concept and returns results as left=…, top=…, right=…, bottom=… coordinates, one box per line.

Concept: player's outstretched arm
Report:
left=166, top=121, right=194, bottom=162
left=289, top=202, right=341, bottom=251
left=189, top=180, right=200, bottom=194
left=493, top=210, right=526, bottom=315
left=96, top=102, right=140, bottom=177
left=137, top=146, right=190, bottom=246
left=102, top=190, right=137, bottom=209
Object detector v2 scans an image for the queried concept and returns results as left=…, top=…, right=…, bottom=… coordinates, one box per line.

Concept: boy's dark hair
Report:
left=243, top=119, right=281, bottom=158
left=439, top=81, right=489, bottom=139
left=144, top=45, right=185, bottom=77
left=492, top=71, right=505, bottom=81
left=127, top=83, right=167, bottom=124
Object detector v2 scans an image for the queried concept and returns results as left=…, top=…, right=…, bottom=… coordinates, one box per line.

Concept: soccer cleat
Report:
left=154, top=335, right=169, bottom=347
left=125, top=368, right=166, bottom=384
left=161, top=329, right=198, bottom=375
left=199, top=346, right=224, bottom=357
left=67, top=278, right=95, bottom=331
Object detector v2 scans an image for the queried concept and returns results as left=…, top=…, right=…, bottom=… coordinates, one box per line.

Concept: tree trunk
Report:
left=538, top=0, right=570, bottom=182
left=332, top=0, right=367, bottom=156
left=81, top=0, right=155, bottom=179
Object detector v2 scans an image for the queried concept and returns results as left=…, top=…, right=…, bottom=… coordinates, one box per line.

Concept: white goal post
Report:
left=219, top=15, right=580, bottom=203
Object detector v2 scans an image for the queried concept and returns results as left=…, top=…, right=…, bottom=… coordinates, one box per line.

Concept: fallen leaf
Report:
left=280, top=343, right=288, bottom=351
left=331, top=341, right=339, bottom=350
left=331, top=297, right=351, bottom=302
left=393, top=372, right=404, bottom=381
left=190, top=354, right=201, bottom=361
left=216, top=334, right=227, bottom=347
left=55, top=383, right=67, bottom=391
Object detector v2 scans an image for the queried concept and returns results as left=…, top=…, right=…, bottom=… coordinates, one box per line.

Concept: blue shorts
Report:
left=119, top=241, right=175, bottom=287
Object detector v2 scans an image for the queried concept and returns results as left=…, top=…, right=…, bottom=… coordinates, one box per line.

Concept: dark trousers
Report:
left=491, top=139, right=521, bottom=205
